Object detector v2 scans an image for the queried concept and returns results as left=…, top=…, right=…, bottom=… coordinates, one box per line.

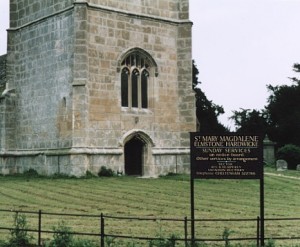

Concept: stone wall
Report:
left=9, top=0, right=74, bottom=28
left=86, top=0, right=189, bottom=20
left=84, top=1, right=194, bottom=148
left=7, top=8, right=75, bottom=150
left=0, top=96, right=16, bottom=151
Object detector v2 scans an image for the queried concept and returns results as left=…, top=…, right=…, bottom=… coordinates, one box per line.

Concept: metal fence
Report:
left=0, top=209, right=299, bottom=246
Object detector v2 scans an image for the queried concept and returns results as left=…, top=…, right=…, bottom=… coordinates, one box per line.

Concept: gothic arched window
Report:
left=120, top=50, right=156, bottom=109
left=121, top=67, right=129, bottom=107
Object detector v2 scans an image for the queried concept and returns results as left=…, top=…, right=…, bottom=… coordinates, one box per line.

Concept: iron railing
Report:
left=0, top=209, right=299, bottom=246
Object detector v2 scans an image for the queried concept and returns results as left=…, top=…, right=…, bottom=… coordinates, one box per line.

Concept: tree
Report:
left=192, top=61, right=229, bottom=133
left=230, top=108, right=269, bottom=135
left=265, top=63, right=300, bottom=147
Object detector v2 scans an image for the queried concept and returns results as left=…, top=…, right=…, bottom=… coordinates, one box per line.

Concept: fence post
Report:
left=184, top=216, right=188, bottom=247
left=100, top=213, right=105, bottom=247
left=38, top=210, right=42, bottom=246
left=257, top=216, right=260, bottom=247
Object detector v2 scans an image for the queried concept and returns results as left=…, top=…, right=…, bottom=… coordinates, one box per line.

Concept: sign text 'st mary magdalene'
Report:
left=190, top=133, right=263, bottom=179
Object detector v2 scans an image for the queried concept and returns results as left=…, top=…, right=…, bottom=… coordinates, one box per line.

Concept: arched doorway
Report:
left=124, top=136, right=144, bottom=176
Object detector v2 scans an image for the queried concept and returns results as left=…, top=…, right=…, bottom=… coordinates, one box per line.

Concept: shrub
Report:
left=98, top=166, right=114, bottom=177
left=71, top=238, right=97, bottom=247
left=164, top=172, right=177, bottom=177
left=0, top=240, right=6, bottom=247
left=277, top=144, right=300, bottom=169
left=45, top=221, right=98, bottom=247
left=105, top=237, right=116, bottom=247
left=84, top=170, right=97, bottom=178
left=23, top=168, right=39, bottom=177
left=50, top=173, right=76, bottom=179
left=265, top=238, right=276, bottom=247
left=5, top=213, right=33, bottom=247
left=148, top=220, right=180, bottom=247
left=222, top=227, right=234, bottom=247
left=47, top=221, right=73, bottom=247
left=186, top=242, right=208, bottom=247
left=148, top=234, right=178, bottom=247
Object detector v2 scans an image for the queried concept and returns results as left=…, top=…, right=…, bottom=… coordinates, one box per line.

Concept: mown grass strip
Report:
left=0, top=171, right=299, bottom=245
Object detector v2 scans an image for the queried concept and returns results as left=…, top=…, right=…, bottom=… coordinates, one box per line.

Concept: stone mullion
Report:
left=128, top=74, right=132, bottom=108
left=138, top=72, right=142, bottom=109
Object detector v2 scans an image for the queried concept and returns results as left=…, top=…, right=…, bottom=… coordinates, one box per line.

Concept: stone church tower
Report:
left=0, top=0, right=195, bottom=176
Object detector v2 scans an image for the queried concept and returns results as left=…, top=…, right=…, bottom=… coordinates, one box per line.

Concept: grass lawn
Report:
left=0, top=168, right=299, bottom=246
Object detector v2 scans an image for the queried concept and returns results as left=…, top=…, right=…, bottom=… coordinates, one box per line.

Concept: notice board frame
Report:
left=190, top=132, right=264, bottom=246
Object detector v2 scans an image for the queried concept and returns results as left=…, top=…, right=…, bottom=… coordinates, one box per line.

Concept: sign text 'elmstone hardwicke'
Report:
left=190, top=133, right=263, bottom=179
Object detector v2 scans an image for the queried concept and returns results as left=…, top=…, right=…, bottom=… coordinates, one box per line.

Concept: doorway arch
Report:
left=121, top=130, right=155, bottom=176
left=124, top=136, right=144, bottom=176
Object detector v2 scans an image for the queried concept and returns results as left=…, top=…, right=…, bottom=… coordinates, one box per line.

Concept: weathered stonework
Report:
left=0, top=0, right=195, bottom=177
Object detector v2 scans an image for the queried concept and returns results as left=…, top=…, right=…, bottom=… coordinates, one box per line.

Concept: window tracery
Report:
left=121, top=52, right=152, bottom=109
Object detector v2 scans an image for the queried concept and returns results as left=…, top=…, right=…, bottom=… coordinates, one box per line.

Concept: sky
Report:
left=189, top=0, right=300, bottom=129
left=0, top=0, right=300, bottom=129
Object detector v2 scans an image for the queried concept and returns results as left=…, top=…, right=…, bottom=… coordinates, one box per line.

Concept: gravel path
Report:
left=265, top=172, right=300, bottom=180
